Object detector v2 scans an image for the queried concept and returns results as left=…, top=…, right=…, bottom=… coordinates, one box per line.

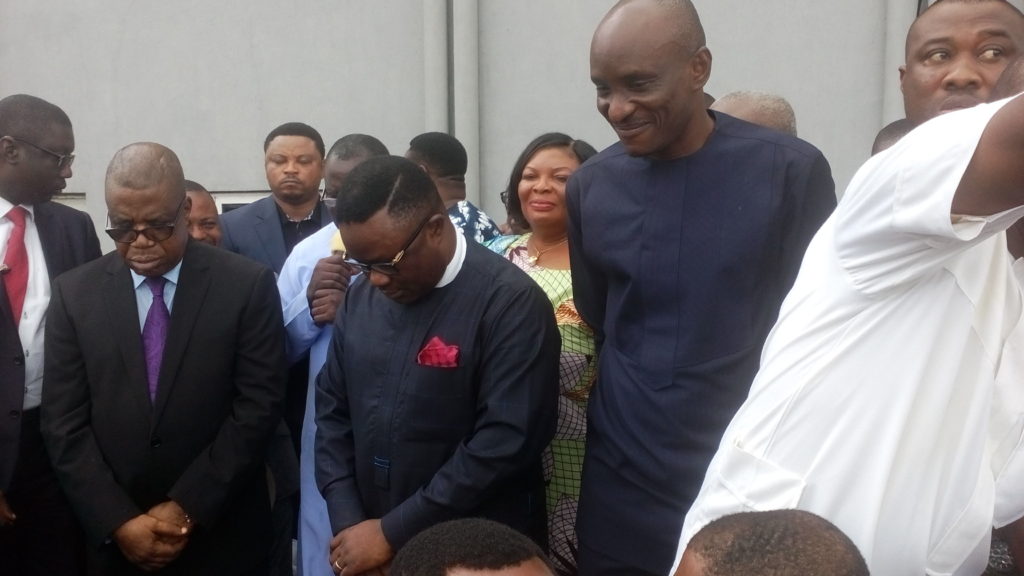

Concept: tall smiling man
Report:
left=567, top=1, right=836, bottom=574
left=677, top=2, right=1024, bottom=575
left=42, top=142, right=286, bottom=575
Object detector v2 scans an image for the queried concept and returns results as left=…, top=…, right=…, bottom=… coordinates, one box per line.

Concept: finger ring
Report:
left=334, top=559, right=343, bottom=571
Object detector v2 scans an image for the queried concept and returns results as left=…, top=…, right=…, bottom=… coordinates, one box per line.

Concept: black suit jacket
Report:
left=219, top=195, right=332, bottom=274
left=0, top=200, right=100, bottom=490
left=41, top=240, right=287, bottom=575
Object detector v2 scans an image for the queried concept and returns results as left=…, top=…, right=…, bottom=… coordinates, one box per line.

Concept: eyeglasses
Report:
left=500, top=189, right=510, bottom=207
left=105, top=198, right=186, bottom=244
left=7, top=136, right=75, bottom=170
left=345, top=213, right=435, bottom=276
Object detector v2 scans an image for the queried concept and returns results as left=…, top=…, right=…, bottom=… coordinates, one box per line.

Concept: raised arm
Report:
left=952, top=94, right=1024, bottom=216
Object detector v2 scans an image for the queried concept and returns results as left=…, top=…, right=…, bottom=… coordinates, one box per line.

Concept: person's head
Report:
left=870, top=118, right=915, bottom=155
left=334, top=155, right=452, bottom=304
left=992, top=54, right=1024, bottom=99
left=324, top=134, right=390, bottom=200
left=900, top=0, right=1024, bottom=126
left=390, top=518, right=556, bottom=576
left=590, top=0, right=713, bottom=159
left=184, top=180, right=221, bottom=247
left=0, top=94, right=75, bottom=206
left=505, top=132, right=597, bottom=234
left=676, top=510, right=869, bottom=576
left=263, top=122, right=325, bottom=205
left=710, top=91, right=798, bottom=137
left=105, top=143, right=191, bottom=278
left=405, top=132, right=468, bottom=204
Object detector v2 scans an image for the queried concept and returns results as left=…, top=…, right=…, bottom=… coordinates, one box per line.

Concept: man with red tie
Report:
left=0, top=94, right=101, bottom=575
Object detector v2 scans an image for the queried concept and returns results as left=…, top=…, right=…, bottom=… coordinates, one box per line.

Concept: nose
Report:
left=368, top=269, right=391, bottom=288
left=284, top=160, right=299, bottom=174
left=130, top=230, right=157, bottom=248
left=601, top=91, right=635, bottom=124
left=943, top=55, right=983, bottom=91
left=60, top=163, right=73, bottom=179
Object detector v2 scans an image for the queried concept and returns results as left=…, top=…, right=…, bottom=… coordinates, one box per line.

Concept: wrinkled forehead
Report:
left=906, top=1, right=1024, bottom=56
left=592, top=5, right=691, bottom=62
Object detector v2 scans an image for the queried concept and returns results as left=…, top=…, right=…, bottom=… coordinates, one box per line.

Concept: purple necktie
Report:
left=142, top=277, right=169, bottom=403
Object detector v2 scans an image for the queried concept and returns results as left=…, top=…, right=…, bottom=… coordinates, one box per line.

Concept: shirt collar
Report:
left=130, top=259, right=184, bottom=289
left=0, top=196, right=36, bottom=220
left=435, top=227, right=466, bottom=288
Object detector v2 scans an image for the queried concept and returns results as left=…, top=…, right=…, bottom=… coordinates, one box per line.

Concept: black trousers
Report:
left=0, top=407, right=85, bottom=576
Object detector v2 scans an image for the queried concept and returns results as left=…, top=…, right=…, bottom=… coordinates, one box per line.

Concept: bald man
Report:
left=709, top=91, right=798, bottom=136
left=569, top=1, right=835, bottom=574
left=41, top=142, right=287, bottom=575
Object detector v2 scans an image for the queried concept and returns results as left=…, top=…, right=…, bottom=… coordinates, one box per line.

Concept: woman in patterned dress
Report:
left=489, top=133, right=597, bottom=574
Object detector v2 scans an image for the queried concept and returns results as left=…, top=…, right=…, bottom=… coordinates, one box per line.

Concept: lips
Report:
left=938, top=95, right=982, bottom=114
left=528, top=201, right=556, bottom=212
left=612, top=121, right=649, bottom=140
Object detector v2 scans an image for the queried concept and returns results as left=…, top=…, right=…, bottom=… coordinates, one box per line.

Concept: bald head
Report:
left=591, top=0, right=714, bottom=158
left=105, top=142, right=185, bottom=202
left=711, top=91, right=798, bottom=136
left=601, top=0, right=706, bottom=54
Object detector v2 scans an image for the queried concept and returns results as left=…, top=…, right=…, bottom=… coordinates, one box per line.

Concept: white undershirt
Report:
left=0, top=198, right=49, bottom=410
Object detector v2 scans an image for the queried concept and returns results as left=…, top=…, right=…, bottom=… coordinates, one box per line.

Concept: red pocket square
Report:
left=417, top=336, right=460, bottom=368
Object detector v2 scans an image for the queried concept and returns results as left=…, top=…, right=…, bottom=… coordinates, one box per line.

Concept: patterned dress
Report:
left=490, top=233, right=596, bottom=572
left=447, top=200, right=501, bottom=244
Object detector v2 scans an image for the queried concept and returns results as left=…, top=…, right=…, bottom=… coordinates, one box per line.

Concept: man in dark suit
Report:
left=41, top=142, right=287, bottom=575
left=316, top=156, right=560, bottom=575
left=218, top=122, right=332, bottom=575
left=0, top=94, right=101, bottom=576
left=220, top=121, right=333, bottom=274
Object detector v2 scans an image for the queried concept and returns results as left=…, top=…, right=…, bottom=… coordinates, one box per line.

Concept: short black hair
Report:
left=390, top=518, right=554, bottom=576
left=505, top=132, right=597, bottom=233
left=327, top=133, right=389, bottom=160
left=689, top=510, right=869, bottom=576
left=0, top=94, right=71, bottom=140
left=908, top=0, right=1024, bottom=57
left=334, top=155, right=444, bottom=226
left=407, top=132, right=467, bottom=178
left=264, top=121, right=325, bottom=158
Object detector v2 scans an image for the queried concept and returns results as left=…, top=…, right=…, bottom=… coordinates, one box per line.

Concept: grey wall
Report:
left=5, top=0, right=1014, bottom=245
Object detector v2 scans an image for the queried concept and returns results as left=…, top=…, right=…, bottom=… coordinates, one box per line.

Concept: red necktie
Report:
left=3, top=207, right=28, bottom=326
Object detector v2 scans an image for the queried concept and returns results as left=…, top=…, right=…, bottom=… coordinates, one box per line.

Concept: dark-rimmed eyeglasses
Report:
left=345, top=213, right=435, bottom=276
left=105, top=198, right=186, bottom=244
left=7, top=136, right=75, bottom=170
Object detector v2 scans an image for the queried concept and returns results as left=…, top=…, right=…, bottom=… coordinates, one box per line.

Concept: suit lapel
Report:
left=152, top=243, right=210, bottom=423
left=254, top=198, right=287, bottom=273
left=104, top=257, right=151, bottom=416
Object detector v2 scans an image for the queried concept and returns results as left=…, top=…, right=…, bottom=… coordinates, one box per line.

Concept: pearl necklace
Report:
left=527, top=236, right=568, bottom=265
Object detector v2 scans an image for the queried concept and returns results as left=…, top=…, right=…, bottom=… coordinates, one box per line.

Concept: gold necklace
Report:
left=527, top=236, right=568, bottom=265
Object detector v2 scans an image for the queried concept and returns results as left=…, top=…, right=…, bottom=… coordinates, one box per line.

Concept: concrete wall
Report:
left=5, top=0, right=1013, bottom=249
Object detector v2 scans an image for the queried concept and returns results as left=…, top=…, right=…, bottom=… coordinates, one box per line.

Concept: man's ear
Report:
left=690, top=46, right=713, bottom=90
left=0, top=137, right=20, bottom=164
left=898, top=65, right=907, bottom=92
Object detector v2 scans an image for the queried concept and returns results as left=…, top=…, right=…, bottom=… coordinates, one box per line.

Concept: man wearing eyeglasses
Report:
left=0, top=94, right=101, bottom=576
left=41, top=142, right=287, bottom=575
left=314, top=156, right=559, bottom=576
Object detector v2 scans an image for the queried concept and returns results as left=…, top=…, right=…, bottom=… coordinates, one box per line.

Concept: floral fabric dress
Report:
left=489, top=233, right=596, bottom=572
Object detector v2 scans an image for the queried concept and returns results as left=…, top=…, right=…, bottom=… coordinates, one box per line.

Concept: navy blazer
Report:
left=41, top=241, right=287, bottom=574
left=0, top=200, right=100, bottom=491
left=219, top=195, right=332, bottom=274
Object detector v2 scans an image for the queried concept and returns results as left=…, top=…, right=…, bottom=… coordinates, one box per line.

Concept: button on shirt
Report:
left=0, top=198, right=49, bottom=410
left=131, top=262, right=181, bottom=332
